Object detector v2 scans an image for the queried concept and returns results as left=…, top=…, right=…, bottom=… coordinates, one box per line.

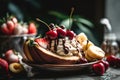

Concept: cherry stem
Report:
left=69, top=7, right=74, bottom=30
left=36, top=18, right=51, bottom=30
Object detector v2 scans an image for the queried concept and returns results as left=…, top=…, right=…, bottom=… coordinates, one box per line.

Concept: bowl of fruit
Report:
left=22, top=19, right=108, bottom=75
left=0, top=16, right=37, bottom=55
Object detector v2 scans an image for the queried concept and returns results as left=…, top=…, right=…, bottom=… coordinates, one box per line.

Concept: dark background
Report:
left=0, top=0, right=105, bottom=45
left=0, top=0, right=105, bottom=22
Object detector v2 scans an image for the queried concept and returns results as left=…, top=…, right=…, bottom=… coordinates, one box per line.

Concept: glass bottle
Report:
left=101, top=33, right=119, bottom=57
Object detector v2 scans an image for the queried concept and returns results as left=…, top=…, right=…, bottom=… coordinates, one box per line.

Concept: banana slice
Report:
left=85, top=51, right=96, bottom=61
left=76, top=32, right=88, bottom=44
left=76, top=32, right=94, bottom=51
left=85, top=45, right=105, bottom=61
left=82, top=40, right=94, bottom=51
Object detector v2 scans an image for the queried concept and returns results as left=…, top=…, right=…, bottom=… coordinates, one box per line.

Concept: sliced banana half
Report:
left=85, top=51, right=97, bottom=61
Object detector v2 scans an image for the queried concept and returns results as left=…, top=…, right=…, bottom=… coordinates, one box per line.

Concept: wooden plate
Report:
left=24, top=60, right=100, bottom=71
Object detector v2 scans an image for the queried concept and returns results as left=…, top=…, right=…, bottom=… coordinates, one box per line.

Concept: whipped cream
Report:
left=48, top=37, right=82, bottom=57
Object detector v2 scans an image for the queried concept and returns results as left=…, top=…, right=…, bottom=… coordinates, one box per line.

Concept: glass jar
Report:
left=0, top=34, right=36, bottom=57
left=101, top=33, right=119, bottom=57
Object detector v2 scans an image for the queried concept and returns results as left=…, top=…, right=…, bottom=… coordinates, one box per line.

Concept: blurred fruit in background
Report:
left=0, top=15, right=37, bottom=57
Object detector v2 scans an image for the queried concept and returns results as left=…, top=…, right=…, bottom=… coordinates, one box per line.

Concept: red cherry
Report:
left=46, top=30, right=58, bottom=39
left=56, top=27, right=66, bottom=37
left=100, top=60, right=109, bottom=71
left=49, top=23, right=55, bottom=30
left=116, top=58, right=120, bottom=67
left=66, top=30, right=75, bottom=40
left=92, top=62, right=105, bottom=75
left=106, top=55, right=117, bottom=67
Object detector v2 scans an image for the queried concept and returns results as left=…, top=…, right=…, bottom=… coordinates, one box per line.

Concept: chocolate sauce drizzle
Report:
left=48, top=37, right=81, bottom=56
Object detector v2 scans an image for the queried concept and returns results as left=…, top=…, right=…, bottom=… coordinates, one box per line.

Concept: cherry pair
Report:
left=106, top=55, right=120, bottom=67
left=92, top=60, right=109, bottom=75
left=46, top=23, right=75, bottom=40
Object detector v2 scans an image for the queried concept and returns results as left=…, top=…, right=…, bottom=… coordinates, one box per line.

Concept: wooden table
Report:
left=1, top=67, right=120, bottom=80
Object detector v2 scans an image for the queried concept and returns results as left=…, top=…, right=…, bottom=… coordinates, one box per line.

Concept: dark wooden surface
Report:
left=0, top=67, right=120, bottom=80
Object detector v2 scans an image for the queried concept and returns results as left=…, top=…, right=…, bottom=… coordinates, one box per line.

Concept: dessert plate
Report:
left=24, top=60, right=100, bottom=71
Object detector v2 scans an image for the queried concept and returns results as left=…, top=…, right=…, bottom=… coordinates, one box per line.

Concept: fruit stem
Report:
left=36, top=18, right=51, bottom=30
left=36, top=34, right=42, bottom=38
left=69, top=7, right=74, bottom=30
